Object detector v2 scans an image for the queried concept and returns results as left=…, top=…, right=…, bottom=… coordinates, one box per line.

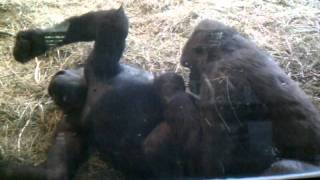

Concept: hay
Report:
left=0, top=0, right=319, bottom=176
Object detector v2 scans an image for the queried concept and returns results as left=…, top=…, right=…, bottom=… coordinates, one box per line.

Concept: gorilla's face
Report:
left=181, top=20, right=229, bottom=72
left=180, top=20, right=233, bottom=94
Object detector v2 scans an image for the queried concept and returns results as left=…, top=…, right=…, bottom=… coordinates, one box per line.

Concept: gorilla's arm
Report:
left=0, top=117, right=89, bottom=180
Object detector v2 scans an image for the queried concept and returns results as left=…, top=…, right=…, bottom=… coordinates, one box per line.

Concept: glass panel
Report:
left=0, top=1, right=319, bottom=179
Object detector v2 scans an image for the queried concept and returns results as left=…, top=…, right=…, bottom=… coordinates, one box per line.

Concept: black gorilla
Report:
left=180, top=19, right=320, bottom=176
left=7, top=7, right=164, bottom=179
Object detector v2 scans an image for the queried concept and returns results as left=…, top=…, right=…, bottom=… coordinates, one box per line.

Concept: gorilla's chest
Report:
left=82, top=65, right=162, bottom=155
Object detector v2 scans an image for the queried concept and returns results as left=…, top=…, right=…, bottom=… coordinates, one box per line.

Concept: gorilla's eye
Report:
left=193, top=46, right=205, bottom=55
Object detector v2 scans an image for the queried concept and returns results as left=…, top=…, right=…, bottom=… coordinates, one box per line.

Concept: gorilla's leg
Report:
left=13, top=8, right=123, bottom=63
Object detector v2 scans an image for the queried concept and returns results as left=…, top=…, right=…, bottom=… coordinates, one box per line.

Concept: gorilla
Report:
left=180, top=19, right=320, bottom=177
left=143, top=72, right=202, bottom=177
left=5, top=7, right=164, bottom=179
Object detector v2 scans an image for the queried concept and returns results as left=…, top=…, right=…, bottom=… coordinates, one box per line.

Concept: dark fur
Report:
left=13, top=9, right=118, bottom=63
left=181, top=19, right=320, bottom=176
left=78, top=8, right=164, bottom=178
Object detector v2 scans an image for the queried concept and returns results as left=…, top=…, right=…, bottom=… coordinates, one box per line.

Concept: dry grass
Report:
left=0, top=0, right=319, bottom=177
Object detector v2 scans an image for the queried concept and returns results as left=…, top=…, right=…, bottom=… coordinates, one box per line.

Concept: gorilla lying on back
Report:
left=180, top=19, right=320, bottom=176
left=5, top=7, right=165, bottom=179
